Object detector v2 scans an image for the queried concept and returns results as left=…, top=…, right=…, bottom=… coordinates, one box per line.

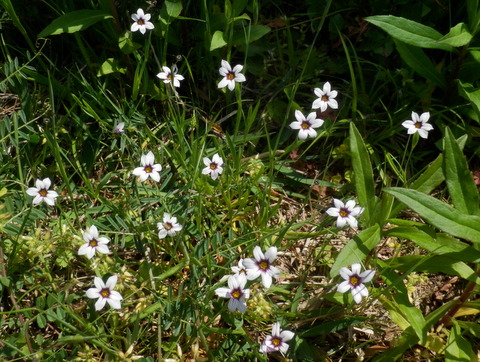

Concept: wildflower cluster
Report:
left=214, top=246, right=295, bottom=354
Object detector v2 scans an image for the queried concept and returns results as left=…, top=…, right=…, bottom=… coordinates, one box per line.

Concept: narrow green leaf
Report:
left=330, top=224, right=380, bottom=277
left=210, top=30, right=227, bottom=51
left=385, top=187, right=480, bottom=243
left=385, top=227, right=480, bottom=262
left=445, top=321, right=476, bottom=361
left=350, top=122, right=376, bottom=224
left=388, top=255, right=480, bottom=284
left=394, top=39, right=447, bottom=88
left=443, top=127, right=479, bottom=215
left=437, top=23, right=473, bottom=47
left=38, top=10, right=113, bottom=37
left=365, top=15, right=453, bottom=51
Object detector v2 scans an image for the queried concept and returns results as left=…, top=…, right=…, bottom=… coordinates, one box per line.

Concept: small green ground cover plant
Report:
left=2, top=0, right=480, bottom=360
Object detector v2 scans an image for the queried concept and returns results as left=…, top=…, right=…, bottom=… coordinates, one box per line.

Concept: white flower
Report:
left=130, top=8, right=154, bottom=35
left=259, top=322, right=295, bottom=355
left=326, top=199, right=364, bottom=228
left=157, top=213, right=183, bottom=239
left=26, top=178, right=58, bottom=206
left=132, top=151, right=162, bottom=182
left=217, top=60, right=246, bottom=91
left=215, top=274, right=250, bottom=313
left=202, top=153, right=224, bottom=180
left=312, top=81, right=338, bottom=112
left=113, top=122, right=125, bottom=134
left=337, top=263, right=375, bottom=304
left=156, top=65, right=184, bottom=88
left=231, top=259, right=248, bottom=277
left=401, top=111, right=433, bottom=139
left=289, top=110, right=324, bottom=140
left=86, top=275, right=123, bottom=311
left=78, top=225, right=110, bottom=259
left=242, top=246, right=280, bottom=288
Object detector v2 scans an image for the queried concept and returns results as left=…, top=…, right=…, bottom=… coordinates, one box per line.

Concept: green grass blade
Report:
left=349, top=122, right=376, bottom=224
left=38, top=10, right=113, bottom=37
left=444, top=127, right=479, bottom=215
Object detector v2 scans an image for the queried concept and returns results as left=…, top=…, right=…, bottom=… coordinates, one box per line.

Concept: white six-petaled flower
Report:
left=202, top=153, right=224, bottom=180
left=259, top=322, right=295, bottom=355
left=86, top=275, right=123, bottom=311
left=243, top=246, right=280, bottom=289
left=78, top=225, right=110, bottom=259
left=326, top=199, right=364, bottom=228
left=289, top=110, right=324, bottom=140
left=157, top=213, right=183, bottom=239
left=132, top=151, right=162, bottom=182
left=217, top=60, right=246, bottom=91
left=215, top=274, right=250, bottom=313
left=401, top=111, right=433, bottom=139
left=113, top=122, right=125, bottom=134
left=156, top=65, right=184, bottom=88
left=312, top=81, right=338, bottom=112
left=231, top=259, right=248, bottom=277
left=337, top=263, right=375, bottom=304
left=130, top=8, right=154, bottom=35
left=26, top=178, right=58, bottom=206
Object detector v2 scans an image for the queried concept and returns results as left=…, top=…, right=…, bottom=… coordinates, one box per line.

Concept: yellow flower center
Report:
left=321, top=95, right=329, bottom=102
left=272, top=337, right=281, bottom=346
left=301, top=121, right=311, bottom=130
left=145, top=165, right=153, bottom=173
left=137, top=19, right=145, bottom=25
left=231, top=289, right=242, bottom=299
left=227, top=72, right=235, bottom=80
left=258, top=260, right=268, bottom=271
left=210, top=162, right=218, bottom=170
left=100, top=288, right=110, bottom=298
left=350, top=275, right=360, bottom=287
left=414, top=122, right=422, bottom=129
left=89, top=239, right=98, bottom=247
left=39, top=189, right=48, bottom=197
left=339, top=209, right=349, bottom=217
left=164, top=222, right=173, bottom=230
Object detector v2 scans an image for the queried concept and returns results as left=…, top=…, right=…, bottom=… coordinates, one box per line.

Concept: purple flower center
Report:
left=301, top=121, right=311, bottom=130
left=226, top=72, right=235, bottom=80
left=144, top=165, right=153, bottom=173
left=39, top=189, right=48, bottom=197
left=209, top=162, right=218, bottom=170
left=321, top=95, right=329, bottom=102
left=271, top=337, right=282, bottom=347
left=414, top=122, right=422, bottom=129
left=349, top=274, right=361, bottom=287
left=100, top=288, right=111, bottom=298
left=230, top=288, right=243, bottom=300
left=258, top=260, right=269, bottom=271
left=89, top=239, right=98, bottom=247
left=339, top=208, right=350, bottom=217
left=137, top=18, right=145, bottom=25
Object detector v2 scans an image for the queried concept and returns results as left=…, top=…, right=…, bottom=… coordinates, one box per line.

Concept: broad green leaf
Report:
left=118, top=32, right=141, bottom=54
left=330, top=224, right=380, bottom=277
left=437, top=23, right=473, bottom=47
left=385, top=187, right=480, bottom=243
left=385, top=227, right=480, bottom=262
left=457, top=79, right=480, bottom=121
left=165, top=0, right=182, bottom=18
left=443, top=127, right=479, bottom=215
left=210, top=30, right=227, bottom=51
left=394, top=39, right=447, bottom=88
left=38, top=10, right=113, bottom=37
left=365, top=15, right=453, bottom=51
left=445, top=321, right=476, bottom=362
left=97, top=58, right=126, bottom=77
left=350, top=122, right=376, bottom=225
left=388, top=255, right=480, bottom=284
left=232, top=25, right=271, bottom=45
